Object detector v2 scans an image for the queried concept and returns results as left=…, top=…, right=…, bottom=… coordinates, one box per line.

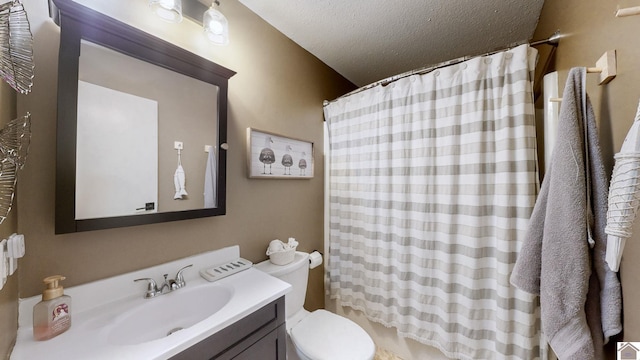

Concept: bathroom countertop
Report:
left=11, top=246, right=291, bottom=360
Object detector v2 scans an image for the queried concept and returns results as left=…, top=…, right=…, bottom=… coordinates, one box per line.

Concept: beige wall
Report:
left=15, top=0, right=353, bottom=326
left=534, top=0, right=640, bottom=354
left=0, top=81, right=17, bottom=359
left=10, top=0, right=636, bottom=358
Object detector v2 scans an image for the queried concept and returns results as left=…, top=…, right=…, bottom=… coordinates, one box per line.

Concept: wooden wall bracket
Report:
left=586, top=50, right=617, bottom=85
left=616, top=6, right=640, bottom=17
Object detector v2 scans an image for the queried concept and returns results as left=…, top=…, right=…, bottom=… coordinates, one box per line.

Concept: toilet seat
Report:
left=290, top=310, right=375, bottom=360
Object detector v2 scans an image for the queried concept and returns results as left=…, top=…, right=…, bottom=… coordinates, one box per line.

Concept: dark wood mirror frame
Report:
left=51, top=0, right=236, bottom=234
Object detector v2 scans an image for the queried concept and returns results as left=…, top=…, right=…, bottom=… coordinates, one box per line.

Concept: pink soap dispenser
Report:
left=33, top=275, right=71, bottom=341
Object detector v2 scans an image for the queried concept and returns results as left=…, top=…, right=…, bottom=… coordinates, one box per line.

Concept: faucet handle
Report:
left=175, top=264, right=193, bottom=288
left=134, top=278, right=159, bottom=298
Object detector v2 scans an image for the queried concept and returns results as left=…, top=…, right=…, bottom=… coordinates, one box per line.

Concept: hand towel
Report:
left=204, top=147, right=216, bottom=208
left=605, top=100, right=640, bottom=271
left=510, top=67, right=622, bottom=359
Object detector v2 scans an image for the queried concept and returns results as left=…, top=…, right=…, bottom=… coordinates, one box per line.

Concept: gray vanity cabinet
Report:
left=169, top=297, right=286, bottom=360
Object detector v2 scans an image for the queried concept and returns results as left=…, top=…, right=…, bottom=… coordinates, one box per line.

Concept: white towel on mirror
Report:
left=204, top=147, right=216, bottom=208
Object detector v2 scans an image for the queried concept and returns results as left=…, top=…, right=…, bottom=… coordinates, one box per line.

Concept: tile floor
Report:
left=374, top=347, right=404, bottom=360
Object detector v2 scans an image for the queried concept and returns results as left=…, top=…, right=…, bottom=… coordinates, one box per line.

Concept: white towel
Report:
left=204, top=147, right=216, bottom=208
left=605, top=100, right=640, bottom=271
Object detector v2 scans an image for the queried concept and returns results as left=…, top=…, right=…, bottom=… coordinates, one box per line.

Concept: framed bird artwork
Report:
left=246, top=128, right=314, bottom=179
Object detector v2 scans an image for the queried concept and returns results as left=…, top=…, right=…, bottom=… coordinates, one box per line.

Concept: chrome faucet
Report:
left=158, top=274, right=177, bottom=294
left=133, top=277, right=160, bottom=299
left=174, top=264, right=192, bottom=289
left=134, top=264, right=193, bottom=299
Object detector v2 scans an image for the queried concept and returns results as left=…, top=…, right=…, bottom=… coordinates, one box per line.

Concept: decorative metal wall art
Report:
left=0, top=0, right=34, bottom=94
left=0, top=112, right=30, bottom=223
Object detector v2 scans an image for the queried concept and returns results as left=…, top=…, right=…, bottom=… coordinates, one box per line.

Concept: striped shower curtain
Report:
left=324, top=44, right=542, bottom=360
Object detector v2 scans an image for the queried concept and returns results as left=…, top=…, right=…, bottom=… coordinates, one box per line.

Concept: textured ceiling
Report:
left=237, top=0, right=545, bottom=86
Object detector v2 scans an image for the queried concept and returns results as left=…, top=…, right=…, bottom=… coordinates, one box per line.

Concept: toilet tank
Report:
left=254, top=251, right=309, bottom=318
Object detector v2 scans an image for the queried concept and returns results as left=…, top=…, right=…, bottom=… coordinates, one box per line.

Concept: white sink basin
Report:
left=12, top=247, right=291, bottom=360
left=108, top=284, right=234, bottom=345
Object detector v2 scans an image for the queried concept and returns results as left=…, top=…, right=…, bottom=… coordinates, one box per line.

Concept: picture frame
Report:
left=247, top=128, right=314, bottom=179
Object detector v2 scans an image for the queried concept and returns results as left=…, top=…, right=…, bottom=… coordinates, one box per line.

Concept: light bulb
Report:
left=207, top=19, right=224, bottom=35
left=149, top=0, right=183, bottom=23
left=203, top=4, right=229, bottom=45
left=159, top=0, right=175, bottom=9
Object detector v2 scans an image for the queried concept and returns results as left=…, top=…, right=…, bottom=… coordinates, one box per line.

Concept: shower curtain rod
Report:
left=323, top=31, right=561, bottom=107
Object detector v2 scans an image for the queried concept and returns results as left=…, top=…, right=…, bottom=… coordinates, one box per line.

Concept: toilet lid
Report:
left=290, top=310, right=375, bottom=360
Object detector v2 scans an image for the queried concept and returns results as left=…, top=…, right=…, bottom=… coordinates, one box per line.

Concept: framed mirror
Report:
left=51, top=0, right=236, bottom=234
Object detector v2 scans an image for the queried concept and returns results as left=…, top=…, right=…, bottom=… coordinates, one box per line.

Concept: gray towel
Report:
left=510, top=67, right=622, bottom=359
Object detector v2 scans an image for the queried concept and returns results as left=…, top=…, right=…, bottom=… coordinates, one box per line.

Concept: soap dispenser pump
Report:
left=33, top=275, right=71, bottom=341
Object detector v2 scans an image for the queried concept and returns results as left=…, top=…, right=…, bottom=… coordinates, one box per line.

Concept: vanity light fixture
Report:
left=149, top=0, right=183, bottom=23
left=149, top=0, right=229, bottom=46
left=203, top=0, right=229, bottom=45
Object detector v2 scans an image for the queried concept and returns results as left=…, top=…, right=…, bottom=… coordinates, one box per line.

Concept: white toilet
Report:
left=255, top=252, right=375, bottom=360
